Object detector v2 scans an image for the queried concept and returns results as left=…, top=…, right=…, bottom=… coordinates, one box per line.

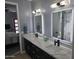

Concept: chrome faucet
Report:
left=54, top=40, right=60, bottom=46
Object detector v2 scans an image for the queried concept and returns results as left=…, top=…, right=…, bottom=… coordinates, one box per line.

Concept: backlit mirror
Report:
left=51, top=9, right=73, bottom=43
left=34, top=14, right=44, bottom=35
left=52, top=12, right=62, bottom=38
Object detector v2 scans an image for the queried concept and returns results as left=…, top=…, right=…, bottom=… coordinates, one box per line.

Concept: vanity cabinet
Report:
left=24, top=38, right=56, bottom=59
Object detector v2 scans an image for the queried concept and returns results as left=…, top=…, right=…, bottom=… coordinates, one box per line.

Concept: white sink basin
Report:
left=45, top=43, right=72, bottom=55
left=37, top=36, right=53, bottom=48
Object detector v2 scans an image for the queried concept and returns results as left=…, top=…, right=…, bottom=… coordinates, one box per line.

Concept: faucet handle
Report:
left=54, top=40, right=60, bottom=46
left=57, top=40, right=60, bottom=46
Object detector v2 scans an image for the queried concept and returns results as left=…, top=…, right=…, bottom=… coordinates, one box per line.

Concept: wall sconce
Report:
left=32, top=9, right=42, bottom=14
left=50, top=0, right=70, bottom=8
left=36, top=9, right=41, bottom=13
left=50, top=3, right=58, bottom=8
left=32, top=11, right=36, bottom=14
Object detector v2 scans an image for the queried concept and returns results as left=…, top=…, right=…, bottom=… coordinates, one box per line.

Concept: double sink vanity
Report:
left=23, top=33, right=72, bottom=59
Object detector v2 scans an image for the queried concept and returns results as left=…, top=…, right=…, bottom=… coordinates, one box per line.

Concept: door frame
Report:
left=5, top=1, right=23, bottom=54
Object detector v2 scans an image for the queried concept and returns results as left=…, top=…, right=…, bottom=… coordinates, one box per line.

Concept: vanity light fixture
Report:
left=32, top=9, right=42, bottom=14
left=36, top=9, right=41, bottom=12
left=50, top=0, right=70, bottom=8
left=32, top=11, right=36, bottom=14
left=50, top=3, right=58, bottom=8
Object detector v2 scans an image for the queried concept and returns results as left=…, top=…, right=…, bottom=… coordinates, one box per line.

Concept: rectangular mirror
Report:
left=51, top=9, right=73, bottom=43
left=52, top=12, right=61, bottom=38
left=34, top=14, right=44, bottom=35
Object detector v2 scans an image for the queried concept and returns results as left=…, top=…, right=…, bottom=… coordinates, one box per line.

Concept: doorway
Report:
left=5, top=2, right=20, bottom=57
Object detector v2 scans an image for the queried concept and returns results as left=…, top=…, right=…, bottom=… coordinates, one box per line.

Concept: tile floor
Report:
left=5, top=53, right=32, bottom=59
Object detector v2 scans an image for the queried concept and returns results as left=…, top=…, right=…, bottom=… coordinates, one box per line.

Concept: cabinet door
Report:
left=24, top=38, right=37, bottom=58
left=24, top=38, right=56, bottom=59
left=36, top=47, right=56, bottom=59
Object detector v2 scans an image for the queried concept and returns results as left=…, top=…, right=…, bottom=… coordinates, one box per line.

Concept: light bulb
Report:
left=36, top=9, right=41, bottom=12
left=15, top=24, right=18, bottom=26
left=15, top=27, right=19, bottom=30
left=50, top=3, right=58, bottom=8
left=16, top=31, right=19, bottom=33
left=60, top=0, right=70, bottom=6
left=15, top=20, right=18, bottom=23
left=32, top=11, right=35, bottom=14
left=60, top=1, right=66, bottom=5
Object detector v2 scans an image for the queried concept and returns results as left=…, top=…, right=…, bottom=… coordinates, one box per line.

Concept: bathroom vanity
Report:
left=23, top=33, right=72, bottom=59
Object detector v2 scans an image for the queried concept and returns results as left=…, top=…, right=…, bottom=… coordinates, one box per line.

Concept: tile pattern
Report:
left=5, top=53, right=32, bottom=59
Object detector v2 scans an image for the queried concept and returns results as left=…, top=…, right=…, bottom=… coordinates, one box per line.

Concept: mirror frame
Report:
left=34, top=13, right=44, bottom=35
left=51, top=8, right=74, bottom=44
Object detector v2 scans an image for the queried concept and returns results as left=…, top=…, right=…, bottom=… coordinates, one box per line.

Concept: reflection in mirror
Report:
left=35, top=15, right=42, bottom=33
left=52, top=9, right=73, bottom=43
left=52, top=12, right=61, bottom=38
left=34, top=14, right=44, bottom=35
left=62, top=10, right=73, bottom=42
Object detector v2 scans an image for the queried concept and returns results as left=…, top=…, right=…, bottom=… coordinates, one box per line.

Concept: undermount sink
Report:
left=45, top=43, right=72, bottom=55
left=37, top=36, right=72, bottom=55
left=32, top=34, right=72, bottom=56
left=37, top=36, right=53, bottom=48
left=37, top=37, right=70, bottom=57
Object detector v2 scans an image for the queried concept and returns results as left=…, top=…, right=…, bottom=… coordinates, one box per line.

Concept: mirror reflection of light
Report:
left=15, top=24, right=18, bottom=26
left=15, top=20, right=18, bottom=23
left=15, top=27, right=19, bottom=30
left=16, top=31, right=19, bottom=34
